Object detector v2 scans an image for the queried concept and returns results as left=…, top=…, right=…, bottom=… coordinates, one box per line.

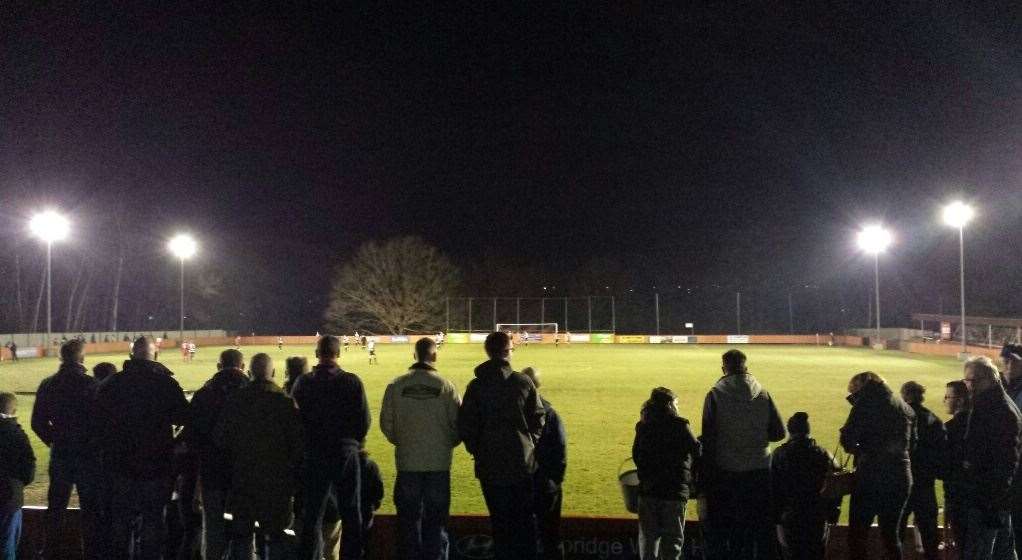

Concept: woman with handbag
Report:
left=839, top=371, right=916, bottom=560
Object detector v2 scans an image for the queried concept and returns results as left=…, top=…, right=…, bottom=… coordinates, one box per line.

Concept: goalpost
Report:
left=495, top=323, right=559, bottom=336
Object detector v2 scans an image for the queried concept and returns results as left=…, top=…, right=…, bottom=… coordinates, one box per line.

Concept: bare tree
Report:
left=325, top=236, right=459, bottom=334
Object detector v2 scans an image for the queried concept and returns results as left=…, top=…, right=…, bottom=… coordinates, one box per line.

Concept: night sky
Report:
left=2, top=4, right=1021, bottom=334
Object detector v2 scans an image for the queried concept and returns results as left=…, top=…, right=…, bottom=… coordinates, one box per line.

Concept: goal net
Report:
left=495, top=323, right=559, bottom=339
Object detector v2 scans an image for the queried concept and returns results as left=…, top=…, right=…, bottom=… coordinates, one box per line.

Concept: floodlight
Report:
left=943, top=201, right=974, bottom=229
left=856, top=225, right=892, bottom=255
left=29, top=210, right=70, bottom=243
left=168, top=234, right=198, bottom=260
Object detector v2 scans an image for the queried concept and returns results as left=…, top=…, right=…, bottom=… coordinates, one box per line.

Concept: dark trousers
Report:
left=848, top=473, right=910, bottom=560
left=1012, top=505, right=1022, bottom=560
left=900, top=477, right=939, bottom=560
left=45, top=449, right=101, bottom=560
left=395, top=471, right=451, bottom=560
left=108, top=475, right=174, bottom=560
left=299, top=450, right=363, bottom=560
left=779, top=513, right=829, bottom=560
left=705, top=469, right=775, bottom=560
left=534, top=478, right=563, bottom=560
left=481, top=479, right=538, bottom=560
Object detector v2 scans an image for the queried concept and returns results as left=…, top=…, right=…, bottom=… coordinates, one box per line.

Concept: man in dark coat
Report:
left=524, top=367, right=568, bottom=560
left=840, top=371, right=915, bottom=560
left=771, top=412, right=840, bottom=560
left=960, top=356, right=1022, bottom=560
left=32, top=339, right=101, bottom=560
left=943, top=380, right=971, bottom=549
left=898, top=381, right=947, bottom=560
left=459, top=331, right=545, bottom=560
left=181, top=349, right=248, bottom=560
left=633, top=387, right=701, bottom=560
left=293, top=335, right=371, bottom=560
left=0, top=393, right=34, bottom=560
left=1001, top=343, right=1022, bottom=557
left=95, top=336, right=189, bottom=560
left=216, top=353, right=304, bottom=560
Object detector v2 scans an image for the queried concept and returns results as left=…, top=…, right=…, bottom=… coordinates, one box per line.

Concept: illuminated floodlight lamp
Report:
left=943, top=201, right=974, bottom=229
left=29, top=210, right=70, bottom=243
left=856, top=225, right=892, bottom=255
left=168, top=234, right=198, bottom=260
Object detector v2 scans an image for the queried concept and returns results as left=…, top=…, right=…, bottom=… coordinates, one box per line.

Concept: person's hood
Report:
left=408, top=362, right=437, bottom=372
left=474, top=359, right=513, bottom=380
left=712, top=373, right=763, bottom=401
left=247, top=379, right=283, bottom=393
left=204, top=368, right=249, bottom=389
left=121, top=358, right=175, bottom=377
left=56, top=362, right=88, bottom=377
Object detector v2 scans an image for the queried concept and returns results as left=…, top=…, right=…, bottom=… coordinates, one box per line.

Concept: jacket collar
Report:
left=248, top=379, right=283, bottom=393
left=409, top=362, right=437, bottom=371
left=121, top=358, right=174, bottom=377
left=56, top=362, right=88, bottom=377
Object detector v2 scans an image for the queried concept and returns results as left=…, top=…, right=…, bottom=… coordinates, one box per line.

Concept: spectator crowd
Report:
left=0, top=334, right=1020, bottom=560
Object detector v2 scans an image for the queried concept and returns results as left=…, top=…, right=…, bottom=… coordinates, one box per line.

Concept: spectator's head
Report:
left=218, top=349, right=245, bottom=371
left=1002, top=344, right=1022, bottom=380
left=641, top=387, right=678, bottom=422
left=92, top=362, right=117, bottom=382
left=964, top=356, right=1001, bottom=396
left=787, top=412, right=810, bottom=437
left=900, top=381, right=926, bottom=405
left=721, top=349, right=747, bottom=376
left=60, top=339, right=85, bottom=364
left=847, top=371, right=886, bottom=395
left=285, top=356, right=309, bottom=383
left=316, top=335, right=341, bottom=363
left=250, top=353, right=273, bottom=381
left=484, top=331, right=512, bottom=360
left=130, top=336, right=156, bottom=361
left=415, top=337, right=437, bottom=365
left=945, top=380, right=970, bottom=415
left=0, top=392, right=16, bottom=417
left=522, top=366, right=541, bottom=388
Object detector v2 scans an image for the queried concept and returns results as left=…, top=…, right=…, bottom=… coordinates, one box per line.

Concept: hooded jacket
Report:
left=0, top=416, right=35, bottom=510
left=535, top=396, right=567, bottom=486
left=770, top=436, right=841, bottom=524
left=701, top=373, right=785, bottom=473
left=95, top=359, right=189, bottom=480
left=32, top=362, right=96, bottom=456
left=380, top=362, right=461, bottom=472
left=839, top=380, right=915, bottom=483
left=633, top=413, right=701, bottom=500
left=182, top=368, right=249, bottom=490
left=458, top=359, right=545, bottom=484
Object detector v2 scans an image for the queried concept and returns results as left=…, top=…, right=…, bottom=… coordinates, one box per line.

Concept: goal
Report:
left=495, top=323, right=559, bottom=336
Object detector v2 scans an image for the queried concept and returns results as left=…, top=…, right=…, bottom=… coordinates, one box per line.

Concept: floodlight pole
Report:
left=654, top=292, right=660, bottom=335
left=611, top=296, right=616, bottom=332
left=179, top=257, right=186, bottom=343
left=563, top=297, right=568, bottom=331
left=45, top=241, right=52, bottom=345
left=958, top=225, right=966, bottom=354
left=873, top=252, right=881, bottom=341
left=587, top=296, right=592, bottom=333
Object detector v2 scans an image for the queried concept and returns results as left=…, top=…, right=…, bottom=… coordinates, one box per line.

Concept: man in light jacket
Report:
left=381, top=337, right=461, bottom=560
left=701, top=349, right=786, bottom=560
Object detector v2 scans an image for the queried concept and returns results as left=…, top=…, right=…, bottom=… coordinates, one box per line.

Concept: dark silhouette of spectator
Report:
left=6, top=342, right=16, bottom=362
left=943, top=380, right=971, bottom=550
left=92, top=362, right=117, bottom=383
left=632, top=387, right=701, bottom=560
left=380, top=337, right=460, bottom=560
left=216, top=353, right=304, bottom=560
left=95, top=336, right=189, bottom=560
left=458, top=331, right=545, bottom=560
left=359, top=448, right=384, bottom=560
left=523, top=367, right=567, bottom=560
left=840, top=371, right=915, bottom=560
left=897, top=381, right=946, bottom=560
left=181, top=348, right=248, bottom=560
left=32, top=339, right=102, bottom=559
left=770, top=412, right=840, bottom=560
left=701, top=349, right=785, bottom=560
left=960, top=357, right=1022, bottom=560
left=293, top=335, right=371, bottom=560
left=0, top=392, right=35, bottom=560
left=1002, top=344, right=1022, bottom=558
left=283, top=356, right=310, bottom=396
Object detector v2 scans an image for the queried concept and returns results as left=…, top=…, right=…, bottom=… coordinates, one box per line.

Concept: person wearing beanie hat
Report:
left=770, top=412, right=841, bottom=560
left=899, top=382, right=946, bottom=560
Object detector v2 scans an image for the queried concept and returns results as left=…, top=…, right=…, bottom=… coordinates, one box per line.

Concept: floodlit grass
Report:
left=0, top=343, right=965, bottom=517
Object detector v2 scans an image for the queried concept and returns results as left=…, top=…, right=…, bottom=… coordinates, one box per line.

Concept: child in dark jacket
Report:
left=632, top=387, right=702, bottom=560
left=0, top=393, right=36, bottom=560
left=770, top=412, right=841, bottom=560
left=360, top=449, right=384, bottom=559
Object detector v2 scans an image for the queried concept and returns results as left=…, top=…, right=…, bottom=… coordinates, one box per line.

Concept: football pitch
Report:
left=0, top=342, right=966, bottom=517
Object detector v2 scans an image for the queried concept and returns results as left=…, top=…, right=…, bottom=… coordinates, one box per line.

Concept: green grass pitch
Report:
left=0, top=343, right=966, bottom=517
